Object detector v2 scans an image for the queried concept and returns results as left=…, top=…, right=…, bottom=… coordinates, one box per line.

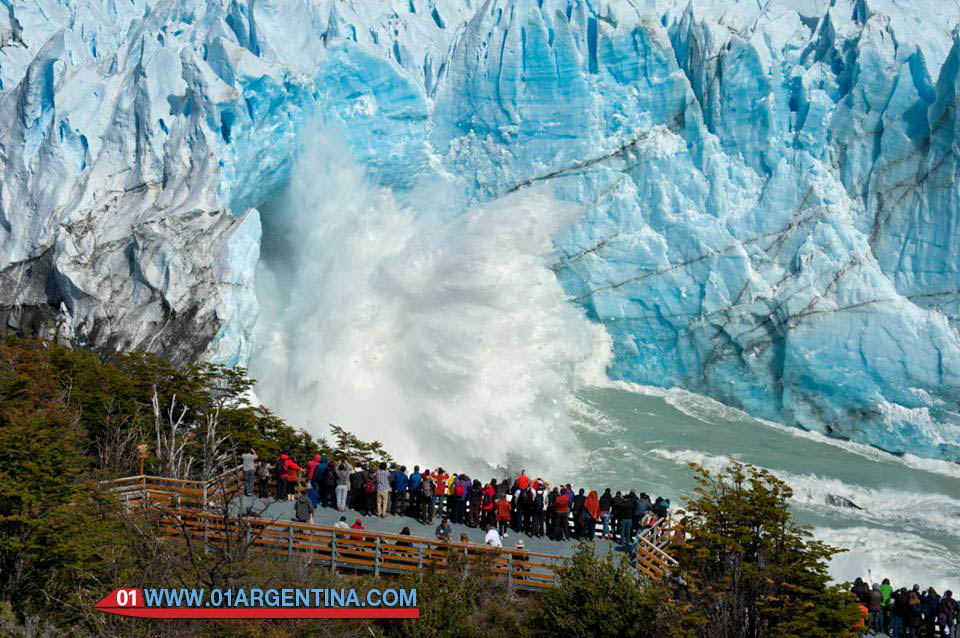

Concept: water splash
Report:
left=249, top=131, right=606, bottom=474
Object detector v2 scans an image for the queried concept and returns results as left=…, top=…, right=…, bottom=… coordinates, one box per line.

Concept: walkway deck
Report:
left=100, top=472, right=677, bottom=588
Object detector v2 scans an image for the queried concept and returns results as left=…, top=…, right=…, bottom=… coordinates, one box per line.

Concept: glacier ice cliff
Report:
left=1, top=0, right=959, bottom=460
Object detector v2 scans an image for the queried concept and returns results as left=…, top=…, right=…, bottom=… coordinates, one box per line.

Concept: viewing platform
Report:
left=99, top=470, right=678, bottom=590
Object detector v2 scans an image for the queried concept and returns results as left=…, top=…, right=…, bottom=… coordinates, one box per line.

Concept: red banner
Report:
left=94, top=588, right=419, bottom=619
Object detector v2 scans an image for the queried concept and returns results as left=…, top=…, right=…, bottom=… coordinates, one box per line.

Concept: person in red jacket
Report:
left=481, top=482, right=496, bottom=528
left=305, top=454, right=322, bottom=506
left=496, top=494, right=512, bottom=537
left=553, top=490, right=570, bottom=540
left=516, top=471, right=530, bottom=491
left=349, top=517, right=366, bottom=540
left=433, top=468, right=449, bottom=519
left=277, top=454, right=302, bottom=500
left=307, top=454, right=322, bottom=481
left=284, top=456, right=303, bottom=480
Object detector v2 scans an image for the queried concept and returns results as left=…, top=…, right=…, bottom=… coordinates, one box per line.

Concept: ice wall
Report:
left=1, top=0, right=958, bottom=459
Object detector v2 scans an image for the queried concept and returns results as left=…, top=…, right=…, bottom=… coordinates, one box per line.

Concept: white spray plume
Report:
left=249, top=131, right=608, bottom=475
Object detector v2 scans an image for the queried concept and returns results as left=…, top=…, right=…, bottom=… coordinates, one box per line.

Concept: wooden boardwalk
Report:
left=100, top=471, right=678, bottom=590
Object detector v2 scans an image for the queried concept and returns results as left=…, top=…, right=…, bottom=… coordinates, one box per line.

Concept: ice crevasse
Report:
left=1, top=0, right=959, bottom=460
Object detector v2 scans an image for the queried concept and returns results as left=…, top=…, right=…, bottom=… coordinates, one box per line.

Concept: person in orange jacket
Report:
left=432, top=467, right=449, bottom=520
left=854, top=603, right=868, bottom=632
left=495, top=494, right=512, bottom=537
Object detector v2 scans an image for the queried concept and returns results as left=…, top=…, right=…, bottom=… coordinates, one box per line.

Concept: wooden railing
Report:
left=98, top=466, right=243, bottom=510
left=101, top=472, right=678, bottom=588
left=154, top=509, right=567, bottom=592
left=639, top=518, right=677, bottom=553
left=633, top=521, right=679, bottom=577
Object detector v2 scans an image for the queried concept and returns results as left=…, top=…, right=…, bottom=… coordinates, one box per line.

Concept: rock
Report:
left=825, top=494, right=864, bottom=510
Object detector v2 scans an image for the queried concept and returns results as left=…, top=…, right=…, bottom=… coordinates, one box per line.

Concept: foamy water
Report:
left=572, top=385, right=960, bottom=591
left=648, top=447, right=960, bottom=540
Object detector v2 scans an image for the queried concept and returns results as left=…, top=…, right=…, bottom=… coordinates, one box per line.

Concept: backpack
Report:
left=520, top=491, right=531, bottom=510
left=455, top=482, right=466, bottom=497
left=364, top=477, right=375, bottom=493
left=422, top=478, right=433, bottom=497
left=941, top=598, right=957, bottom=622
left=482, top=491, right=492, bottom=508
left=273, top=458, right=286, bottom=478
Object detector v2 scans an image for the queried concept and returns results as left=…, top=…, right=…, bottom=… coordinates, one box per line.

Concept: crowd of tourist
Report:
left=852, top=577, right=958, bottom=637
left=239, top=449, right=957, bottom=630
left=239, top=449, right=675, bottom=551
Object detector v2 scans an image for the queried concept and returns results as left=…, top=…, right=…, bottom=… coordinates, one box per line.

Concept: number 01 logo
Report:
left=115, top=589, right=138, bottom=607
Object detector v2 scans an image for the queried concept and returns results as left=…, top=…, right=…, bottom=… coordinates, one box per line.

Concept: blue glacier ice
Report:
left=1, top=0, right=959, bottom=461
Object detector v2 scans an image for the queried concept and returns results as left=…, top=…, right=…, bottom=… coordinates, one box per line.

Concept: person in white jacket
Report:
left=484, top=524, right=502, bottom=548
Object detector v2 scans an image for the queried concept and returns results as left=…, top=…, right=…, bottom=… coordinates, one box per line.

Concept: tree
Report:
left=527, top=541, right=662, bottom=637
left=0, top=349, right=143, bottom=627
left=662, top=462, right=863, bottom=638
left=328, top=423, right=394, bottom=467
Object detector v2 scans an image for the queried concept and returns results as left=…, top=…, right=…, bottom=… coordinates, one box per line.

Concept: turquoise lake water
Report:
left=570, top=385, right=960, bottom=590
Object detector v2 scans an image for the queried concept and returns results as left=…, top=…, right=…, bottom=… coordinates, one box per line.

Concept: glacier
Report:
left=1, top=0, right=959, bottom=461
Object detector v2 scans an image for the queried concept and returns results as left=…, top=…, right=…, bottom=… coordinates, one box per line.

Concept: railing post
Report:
left=330, top=529, right=337, bottom=573
left=203, top=513, right=209, bottom=552
left=202, top=485, right=208, bottom=512
left=374, top=537, right=381, bottom=578
left=417, top=547, right=424, bottom=575
left=507, top=552, right=514, bottom=593
left=287, top=523, right=293, bottom=561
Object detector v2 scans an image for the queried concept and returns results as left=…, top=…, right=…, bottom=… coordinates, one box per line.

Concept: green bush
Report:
left=526, top=541, right=661, bottom=638
left=382, top=550, right=525, bottom=638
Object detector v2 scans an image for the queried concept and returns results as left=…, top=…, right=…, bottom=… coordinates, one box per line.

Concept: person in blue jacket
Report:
left=393, top=466, right=409, bottom=515
left=409, top=465, right=422, bottom=494
left=407, top=466, right=422, bottom=518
